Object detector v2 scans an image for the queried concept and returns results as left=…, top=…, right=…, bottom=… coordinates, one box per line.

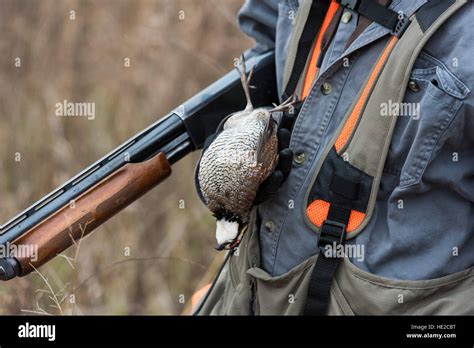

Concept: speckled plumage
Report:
left=196, top=55, right=294, bottom=247
left=197, top=108, right=278, bottom=225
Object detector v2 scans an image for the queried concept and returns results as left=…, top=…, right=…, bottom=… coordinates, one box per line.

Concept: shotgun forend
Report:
left=0, top=51, right=277, bottom=281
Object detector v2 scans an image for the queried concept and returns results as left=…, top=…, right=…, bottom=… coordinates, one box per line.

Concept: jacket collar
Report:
left=317, top=0, right=428, bottom=78
left=342, top=0, right=428, bottom=57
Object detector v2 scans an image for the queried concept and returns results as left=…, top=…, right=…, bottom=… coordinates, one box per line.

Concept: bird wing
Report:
left=255, top=113, right=277, bottom=164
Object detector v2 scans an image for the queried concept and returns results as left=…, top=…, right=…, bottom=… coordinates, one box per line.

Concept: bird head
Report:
left=212, top=208, right=245, bottom=250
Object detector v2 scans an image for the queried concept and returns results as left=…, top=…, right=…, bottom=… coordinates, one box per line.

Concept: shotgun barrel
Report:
left=0, top=51, right=277, bottom=280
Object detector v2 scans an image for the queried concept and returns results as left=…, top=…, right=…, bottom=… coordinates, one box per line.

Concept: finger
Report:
left=254, top=171, right=284, bottom=205
left=261, top=170, right=284, bottom=193
left=277, top=128, right=291, bottom=151
left=279, top=111, right=295, bottom=130
left=277, top=149, right=293, bottom=176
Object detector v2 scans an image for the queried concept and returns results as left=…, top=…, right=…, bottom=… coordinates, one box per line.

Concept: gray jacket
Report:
left=238, top=0, right=474, bottom=279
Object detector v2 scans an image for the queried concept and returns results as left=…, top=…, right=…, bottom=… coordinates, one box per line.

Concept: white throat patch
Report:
left=215, top=219, right=239, bottom=245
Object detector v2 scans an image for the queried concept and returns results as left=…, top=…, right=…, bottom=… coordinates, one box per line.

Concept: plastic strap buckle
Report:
left=317, top=220, right=346, bottom=249
left=391, top=14, right=411, bottom=37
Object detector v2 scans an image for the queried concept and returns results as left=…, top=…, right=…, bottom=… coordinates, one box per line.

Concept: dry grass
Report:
left=0, top=0, right=252, bottom=314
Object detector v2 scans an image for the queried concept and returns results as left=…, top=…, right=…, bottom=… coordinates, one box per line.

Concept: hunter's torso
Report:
left=239, top=0, right=474, bottom=279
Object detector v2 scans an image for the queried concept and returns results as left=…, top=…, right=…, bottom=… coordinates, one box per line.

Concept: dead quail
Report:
left=197, top=56, right=295, bottom=249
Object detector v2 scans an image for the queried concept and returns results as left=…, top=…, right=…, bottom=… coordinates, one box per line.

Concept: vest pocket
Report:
left=336, top=258, right=474, bottom=315
left=247, top=255, right=316, bottom=315
left=247, top=255, right=355, bottom=315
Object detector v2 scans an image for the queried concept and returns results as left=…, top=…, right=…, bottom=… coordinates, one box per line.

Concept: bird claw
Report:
left=235, top=54, right=254, bottom=112
left=269, top=95, right=298, bottom=113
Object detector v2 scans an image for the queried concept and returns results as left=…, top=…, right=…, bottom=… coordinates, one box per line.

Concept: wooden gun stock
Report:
left=12, top=153, right=171, bottom=276
left=0, top=51, right=277, bottom=281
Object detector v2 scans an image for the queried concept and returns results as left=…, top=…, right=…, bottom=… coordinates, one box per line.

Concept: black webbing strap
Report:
left=416, top=0, right=455, bottom=33
left=282, top=0, right=331, bottom=100
left=336, top=0, right=410, bottom=37
left=304, top=175, right=358, bottom=315
left=304, top=209, right=348, bottom=315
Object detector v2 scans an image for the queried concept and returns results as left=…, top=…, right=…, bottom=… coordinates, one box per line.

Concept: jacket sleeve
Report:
left=238, top=0, right=279, bottom=58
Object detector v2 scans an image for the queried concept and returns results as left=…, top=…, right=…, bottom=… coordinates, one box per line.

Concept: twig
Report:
left=29, top=264, right=64, bottom=316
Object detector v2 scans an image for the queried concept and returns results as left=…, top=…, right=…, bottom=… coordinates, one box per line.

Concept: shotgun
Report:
left=0, top=51, right=277, bottom=281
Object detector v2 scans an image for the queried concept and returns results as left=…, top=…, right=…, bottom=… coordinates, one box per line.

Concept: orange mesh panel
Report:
left=347, top=209, right=366, bottom=232
left=306, top=199, right=331, bottom=228
left=301, top=0, right=340, bottom=99
left=334, top=36, right=398, bottom=152
left=306, top=199, right=366, bottom=233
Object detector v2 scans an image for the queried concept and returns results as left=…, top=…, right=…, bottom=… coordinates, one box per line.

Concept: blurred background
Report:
left=0, top=0, right=252, bottom=314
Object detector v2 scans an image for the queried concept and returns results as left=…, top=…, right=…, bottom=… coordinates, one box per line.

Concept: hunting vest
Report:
left=194, top=0, right=473, bottom=315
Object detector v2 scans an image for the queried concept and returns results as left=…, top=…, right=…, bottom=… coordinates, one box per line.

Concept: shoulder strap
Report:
left=282, top=0, right=417, bottom=100
left=282, top=0, right=331, bottom=100
left=331, top=0, right=466, bottom=238
left=303, top=0, right=467, bottom=315
left=336, top=0, right=410, bottom=36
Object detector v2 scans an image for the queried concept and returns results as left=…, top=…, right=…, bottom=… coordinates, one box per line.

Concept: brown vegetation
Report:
left=0, top=0, right=251, bottom=314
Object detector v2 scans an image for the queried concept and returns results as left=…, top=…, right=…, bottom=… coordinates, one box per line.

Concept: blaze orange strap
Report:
left=305, top=36, right=398, bottom=234
left=334, top=36, right=398, bottom=152
left=301, top=0, right=340, bottom=99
